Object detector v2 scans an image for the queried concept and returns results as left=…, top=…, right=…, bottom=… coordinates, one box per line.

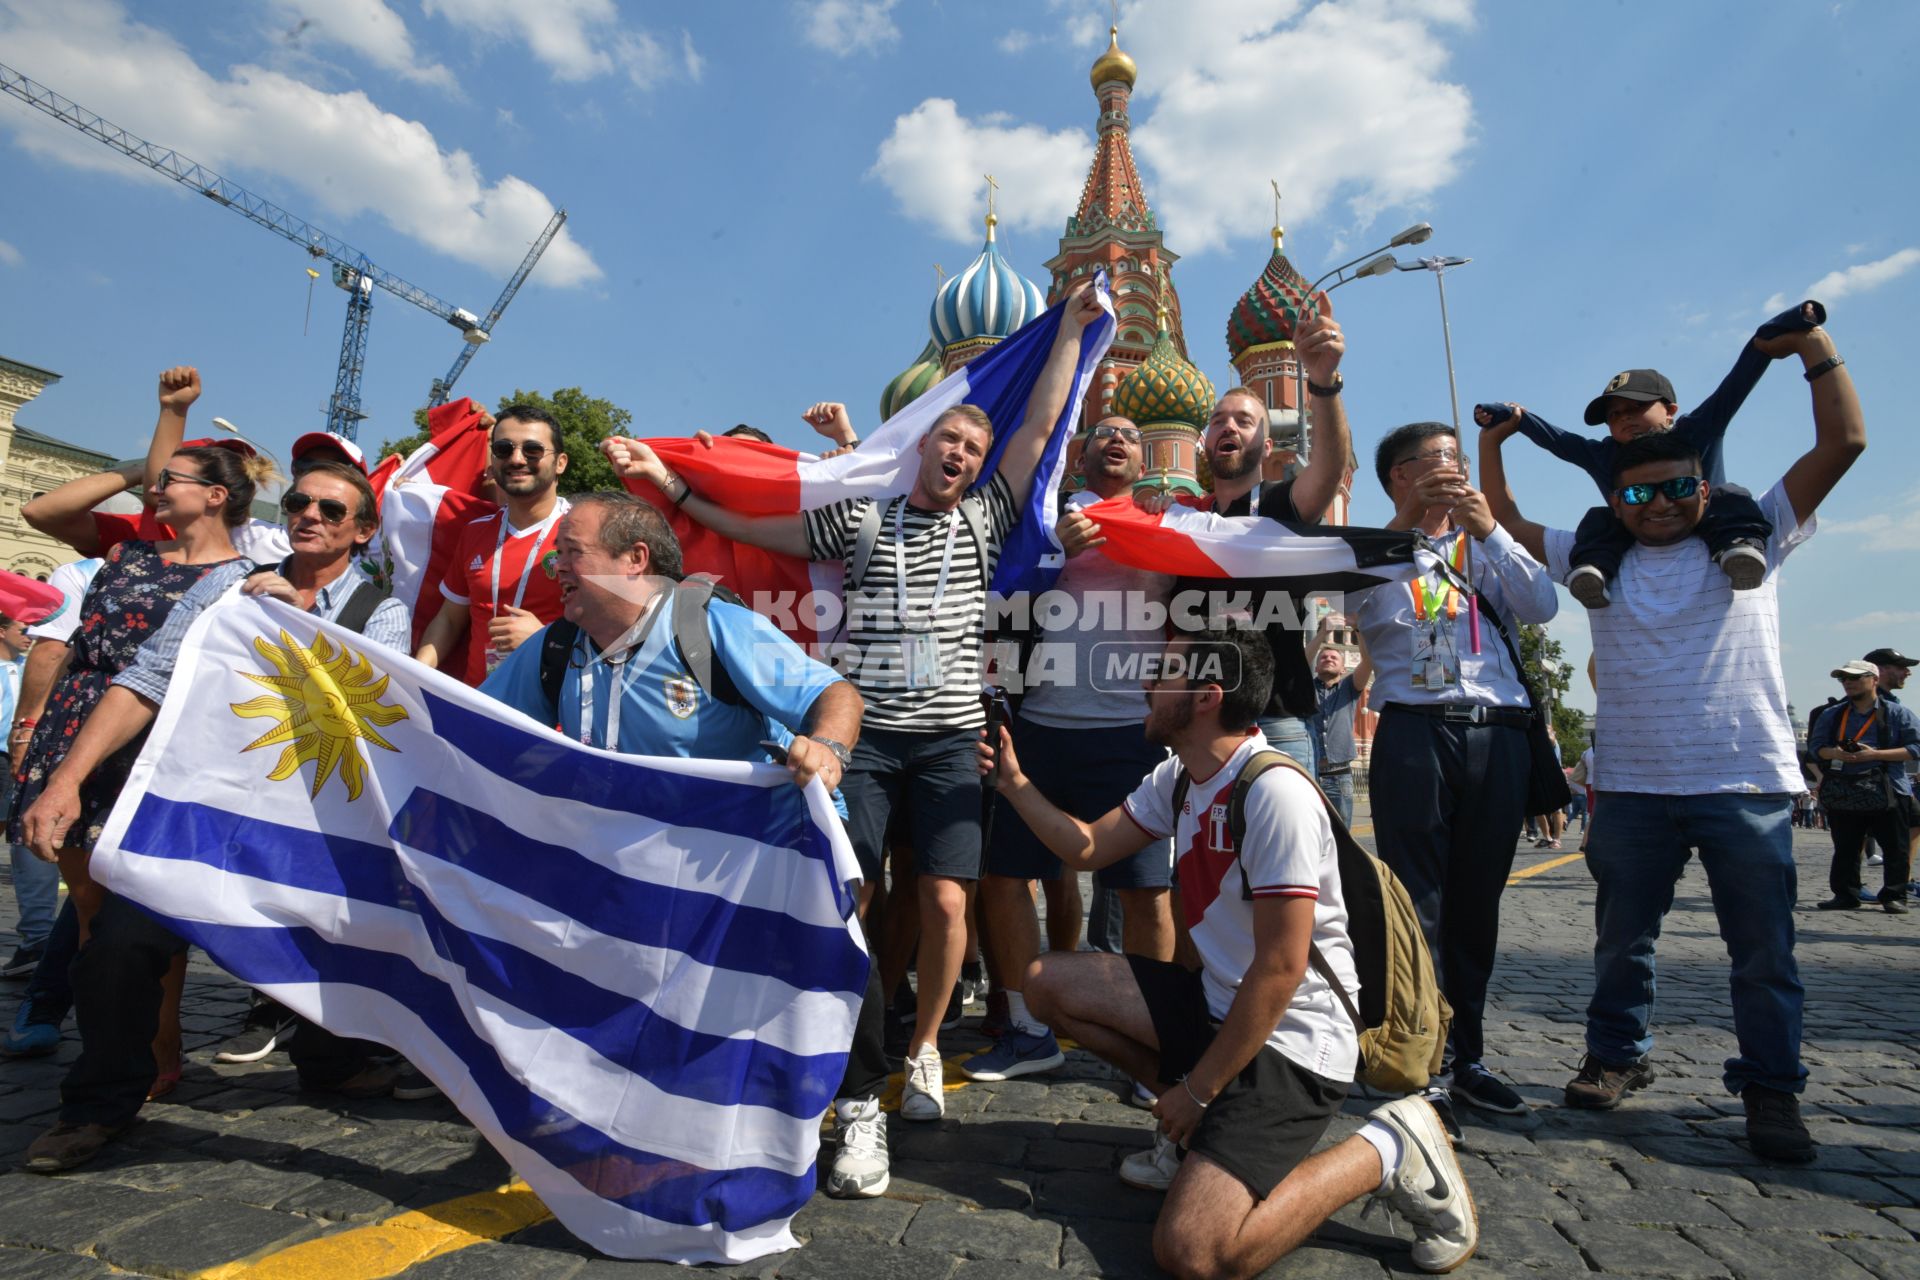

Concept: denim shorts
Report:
left=988, top=718, right=1173, bottom=888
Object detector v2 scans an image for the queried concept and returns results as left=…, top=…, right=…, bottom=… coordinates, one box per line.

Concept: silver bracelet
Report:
left=1182, top=1079, right=1211, bottom=1109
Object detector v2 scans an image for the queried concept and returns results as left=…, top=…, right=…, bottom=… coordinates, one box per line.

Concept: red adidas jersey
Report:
left=437, top=504, right=568, bottom=686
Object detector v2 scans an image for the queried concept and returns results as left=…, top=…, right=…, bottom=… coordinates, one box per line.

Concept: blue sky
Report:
left=2, top=0, right=1916, bottom=721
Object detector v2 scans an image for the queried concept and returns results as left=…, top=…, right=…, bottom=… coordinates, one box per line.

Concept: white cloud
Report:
left=874, top=0, right=1474, bottom=254
left=1765, top=247, right=1920, bottom=314
left=1835, top=610, right=1920, bottom=631
left=997, top=30, right=1035, bottom=54
left=0, top=238, right=20, bottom=266
left=799, top=0, right=901, bottom=56
left=422, top=0, right=700, bottom=87
left=0, top=0, right=599, bottom=286
left=270, top=0, right=456, bottom=91
left=869, top=100, right=1090, bottom=244
left=1823, top=494, right=1920, bottom=553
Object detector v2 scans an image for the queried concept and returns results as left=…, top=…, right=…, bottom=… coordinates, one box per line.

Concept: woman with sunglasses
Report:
left=14, top=460, right=416, bottom=1171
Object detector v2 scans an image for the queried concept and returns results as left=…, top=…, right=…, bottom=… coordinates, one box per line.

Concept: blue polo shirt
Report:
left=482, top=593, right=845, bottom=769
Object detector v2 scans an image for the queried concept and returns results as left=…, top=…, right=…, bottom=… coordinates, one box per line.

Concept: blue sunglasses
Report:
left=1616, top=476, right=1702, bottom=506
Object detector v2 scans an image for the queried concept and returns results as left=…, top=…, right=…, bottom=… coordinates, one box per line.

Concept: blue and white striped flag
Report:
left=92, top=593, right=867, bottom=1264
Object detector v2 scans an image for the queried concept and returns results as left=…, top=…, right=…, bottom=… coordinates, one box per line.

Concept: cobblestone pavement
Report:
left=0, top=809, right=1914, bottom=1279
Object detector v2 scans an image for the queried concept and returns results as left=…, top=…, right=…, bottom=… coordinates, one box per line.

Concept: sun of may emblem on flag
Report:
left=229, top=629, right=408, bottom=801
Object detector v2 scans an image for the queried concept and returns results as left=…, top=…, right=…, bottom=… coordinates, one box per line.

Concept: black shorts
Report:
left=1128, top=955, right=1348, bottom=1200
left=1899, top=791, right=1920, bottom=831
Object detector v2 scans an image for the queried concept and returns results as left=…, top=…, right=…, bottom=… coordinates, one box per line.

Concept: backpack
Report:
left=848, top=494, right=988, bottom=593
left=1169, top=749, right=1451, bottom=1093
left=246, top=563, right=387, bottom=635
left=537, top=577, right=748, bottom=711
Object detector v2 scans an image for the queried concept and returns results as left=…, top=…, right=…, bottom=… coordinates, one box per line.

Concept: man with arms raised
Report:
left=1480, top=319, right=1863, bottom=1163
left=416, top=404, right=570, bottom=684
left=980, top=628, right=1476, bottom=1279
left=601, top=284, right=1100, bottom=1172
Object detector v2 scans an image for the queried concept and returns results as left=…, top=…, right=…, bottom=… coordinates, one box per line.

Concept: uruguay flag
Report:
left=91, top=594, right=866, bottom=1264
left=628, top=278, right=1117, bottom=642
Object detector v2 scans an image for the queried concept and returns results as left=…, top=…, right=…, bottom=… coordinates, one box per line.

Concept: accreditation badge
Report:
left=901, top=628, right=944, bottom=690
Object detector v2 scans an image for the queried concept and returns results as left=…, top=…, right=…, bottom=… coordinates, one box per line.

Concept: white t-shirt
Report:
left=1545, top=480, right=1810, bottom=796
left=1122, top=732, right=1360, bottom=1082
left=26, top=557, right=104, bottom=645
left=233, top=518, right=293, bottom=565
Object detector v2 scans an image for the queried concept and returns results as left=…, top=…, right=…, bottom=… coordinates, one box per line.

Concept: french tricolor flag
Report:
left=628, top=281, right=1117, bottom=643
left=367, top=399, right=500, bottom=647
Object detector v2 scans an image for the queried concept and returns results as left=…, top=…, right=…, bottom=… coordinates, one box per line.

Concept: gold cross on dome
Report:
left=1271, top=180, right=1282, bottom=225
left=984, top=172, right=999, bottom=221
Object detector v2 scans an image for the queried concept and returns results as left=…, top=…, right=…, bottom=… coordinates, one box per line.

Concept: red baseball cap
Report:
left=180, top=436, right=259, bottom=459
left=290, top=431, right=369, bottom=476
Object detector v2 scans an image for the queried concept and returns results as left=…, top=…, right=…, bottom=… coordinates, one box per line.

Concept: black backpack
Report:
left=247, top=562, right=387, bottom=635
left=537, top=577, right=747, bottom=711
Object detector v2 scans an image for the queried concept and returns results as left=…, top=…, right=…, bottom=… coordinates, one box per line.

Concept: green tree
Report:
left=1516, top=623, right=1588, bottom=750
left=374, top=388, right=632, bottom=497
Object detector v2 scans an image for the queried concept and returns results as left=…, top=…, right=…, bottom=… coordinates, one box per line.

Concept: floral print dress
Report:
left=7, top=540, right=243, bottom=852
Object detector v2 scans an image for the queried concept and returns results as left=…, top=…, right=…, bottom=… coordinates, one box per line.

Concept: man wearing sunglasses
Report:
left=416, top=404, right=571, bottom=685
left=966, top=416, right=1179, bottom=1087
left=1479, top=318, right=1864, bottom=1164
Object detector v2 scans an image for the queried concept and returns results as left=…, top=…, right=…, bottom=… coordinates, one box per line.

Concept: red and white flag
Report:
left=1081, top=497, right=1417, bottom=592
left=367, top=399, right=500, bottom=647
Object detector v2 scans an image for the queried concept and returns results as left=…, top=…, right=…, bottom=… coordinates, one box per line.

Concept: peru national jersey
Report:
left=1123, top=731, right=1361, bottom=1082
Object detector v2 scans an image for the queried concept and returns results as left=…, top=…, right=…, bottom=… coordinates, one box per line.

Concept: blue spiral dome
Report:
left=930, top=216, right=1049, bottom=354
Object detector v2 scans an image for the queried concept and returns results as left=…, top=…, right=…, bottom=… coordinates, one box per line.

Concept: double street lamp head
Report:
left=1390, top=223, right=1434, bottom=248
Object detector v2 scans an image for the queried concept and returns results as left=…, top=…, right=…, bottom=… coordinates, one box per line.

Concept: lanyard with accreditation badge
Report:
left=485, top=502, right=567, bottom=673
left=895, top=498, right=961, bottom=690
left=574, top=594, right=669, bottom=752
left=1407, top=534, right=1469, bottom=690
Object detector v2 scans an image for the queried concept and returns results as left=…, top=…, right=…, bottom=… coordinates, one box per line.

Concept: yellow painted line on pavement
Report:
left=1507, top=850, right=1584, bottom=885
left=193, top=1179, right=552, bottom=1280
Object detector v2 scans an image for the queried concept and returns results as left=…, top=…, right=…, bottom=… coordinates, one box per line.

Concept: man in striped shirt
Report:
left=606, top=284, right=1102, bottom=1180
left=1480, top=318, right=1864, bottom=1166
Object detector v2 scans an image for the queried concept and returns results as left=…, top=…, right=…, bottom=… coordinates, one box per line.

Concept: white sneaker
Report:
left=1368, top=1095, right=1478, bottom=1273
left=1566, top=565, right=1610, bottom=610
left=1117, top=1129, right=1181, bottom=1192
left=1867, top=852, right=1885, bottom=867
left=1128, top=1080, right=1157, bottom=1110
left=900, top=1044, right=945, bottom=1121
left=826, top=1096, right=889, bottom=1198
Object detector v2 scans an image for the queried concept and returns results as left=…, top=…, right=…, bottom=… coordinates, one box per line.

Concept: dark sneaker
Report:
left=1421, top=1085, right=1463, bottom=1144
left=302, top=1062, right=399, bottom=1099
left=24, top=1121, right=126, bottom=1174
left=940, top=983, right=965, bottom=1031
left=1883, top=897, right=1909, bottom=915
left=1448, top=1062, right=1530, bottom=1116
left=1715, top=544, right=1767, bottom=591
left=1567, top=565, right=1611, bottom=610
left=0, top=943, right=44, bottom=979
left=1813, top=896, right=1862, bottom=911
left=1741, top=1085, right=1815, bottom=1164
left=1564, top=1053, right=1656, bottom=1109
left=961, top=1028, right=1065, bottom=1081
left=215, top=1002, right=298, bottom=1063
left=392, top=1064, right=443, bottom=1101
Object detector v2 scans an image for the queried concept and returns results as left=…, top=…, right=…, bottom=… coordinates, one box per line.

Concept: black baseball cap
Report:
left=1863, top=647, right=1916, bottom=668
left=1584, top=369, right=1678, bottom=426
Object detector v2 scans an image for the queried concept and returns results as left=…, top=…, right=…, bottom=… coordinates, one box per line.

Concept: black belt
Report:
left=1382, top=701, right=1531, bottom=729
left=1318, top=764, right=1352, bottom=776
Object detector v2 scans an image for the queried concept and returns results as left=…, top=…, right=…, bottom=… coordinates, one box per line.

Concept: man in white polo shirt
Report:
left=1479, top=318, right=1863, bottom=1165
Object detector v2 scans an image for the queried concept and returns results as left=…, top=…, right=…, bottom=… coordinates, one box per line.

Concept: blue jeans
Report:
left=1585, top=791, right=1806, bottom=1095
left=1257, top=715, right=1318, bottom=777
left=1, top=771, right=58, bottom=949
left=1318, top=771, right=1355, bottom=829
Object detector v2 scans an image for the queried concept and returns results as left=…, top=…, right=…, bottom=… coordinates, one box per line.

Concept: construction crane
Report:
left=428, top=209, right=566, bottom=407
left=0, top=61, right=558, bottom=441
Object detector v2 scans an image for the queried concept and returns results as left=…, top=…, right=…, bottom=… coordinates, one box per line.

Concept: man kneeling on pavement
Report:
left=979, top=627, right=1475, bottom=1280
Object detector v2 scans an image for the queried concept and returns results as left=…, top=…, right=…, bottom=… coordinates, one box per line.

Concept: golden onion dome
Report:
left=1089, top=26, right=1136, bottom=91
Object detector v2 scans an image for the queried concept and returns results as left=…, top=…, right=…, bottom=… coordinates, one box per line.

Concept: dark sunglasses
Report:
left=1090, top=424, right=1143, bottom=444
left=1616, top=476, right=1702, bottom=506
left=282, top=491, right=351, bottom=524
left=153, top=468, right=217, bottom=491
left=491, top=439, right=549, bottom=462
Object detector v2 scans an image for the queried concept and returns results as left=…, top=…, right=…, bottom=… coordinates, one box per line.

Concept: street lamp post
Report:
left=1288, top=223, right=1433, bottom=464
left=1394, top=255, right=1474, bottom=433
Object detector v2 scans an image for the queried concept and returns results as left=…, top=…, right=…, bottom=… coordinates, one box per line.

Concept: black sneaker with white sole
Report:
left=0, top=943, right=44, bottom=979
left=1448, top=1062, right=1531, bottom=1116
left=392, top=1064, right=444, bottom=1101
left=214, top=1000, right=299, bottom=1063
left=1420, top=1085, right=1464, bottom=1144
left=1715, top=544, right=1767, bottom=591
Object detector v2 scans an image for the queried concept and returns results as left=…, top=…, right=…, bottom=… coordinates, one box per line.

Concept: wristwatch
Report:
left=809, top=737, right=854, bottom=771
left=1306, top=372, right=1344, bottom=398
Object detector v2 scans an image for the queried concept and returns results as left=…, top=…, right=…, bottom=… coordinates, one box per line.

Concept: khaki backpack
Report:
left=1169, top=749, right=1450, bottom=1093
